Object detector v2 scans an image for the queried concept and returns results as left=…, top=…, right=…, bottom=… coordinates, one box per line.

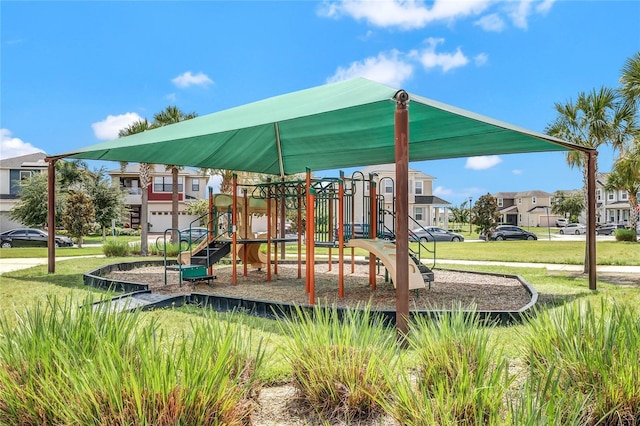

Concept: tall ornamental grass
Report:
left=102, top=239, right=131, bottom=257
left=0, top=297, right=264, bottom=426
left=277, top=305, right=400, bottom=424
left=520, top=300, right=640, bottom=425
left=507, top=365, right=591, bottom=426
left=382, top=309, right=512, bottom=426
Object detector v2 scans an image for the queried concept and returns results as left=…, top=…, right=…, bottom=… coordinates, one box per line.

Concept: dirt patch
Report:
left=106, top=262, right=532, bottom=311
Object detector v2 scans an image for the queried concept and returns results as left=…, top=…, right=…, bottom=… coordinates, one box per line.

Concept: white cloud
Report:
left=320, top=0, right=555, bottom=32
left=327, top=50, right=414, bottom=87
left=0, top=129, right=44, bottom=158
left=410, top=38, right=469, bottom=73
left=320, top=0, right=490, bottom=30
left=509, top=0, right=532, bottom=29
left=474, top=53, right=488, bottom=66
left=536, top=0, right=555, bottom=14
left=474, top=13, right=505, bottom=31
left=91, top=112, right=144, bottom=140
left=465, top=155, right=502, bottom=170
left=433, top=185, right=453, bottom=197
left=172, top=71, right=213, bottom=88
left=165, top=93, right=177, bottom=103
left=512, top=169, right=523, bottom=175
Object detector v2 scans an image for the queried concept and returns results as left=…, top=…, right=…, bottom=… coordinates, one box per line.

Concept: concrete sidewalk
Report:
left=1, top=255, right=638, bottom=275
left=0, top=255, right=105, bottom=274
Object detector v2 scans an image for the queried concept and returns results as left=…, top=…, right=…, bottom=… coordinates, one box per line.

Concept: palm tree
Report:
left=605, top=146, right=640, bottom=241
left=152, top=106, right=198, bottom=243
left=620, top=51, right=640, bottom=104
left=546, top=87, right=617, bottom=271
left=118, top=119, right=153, bottom=256
left=607, top=52, right=640, bottom=240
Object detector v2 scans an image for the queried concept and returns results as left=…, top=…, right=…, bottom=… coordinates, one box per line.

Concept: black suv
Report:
left=480, top=225, right=537, bottom=241
left=596, top=224, right=625, bottom=236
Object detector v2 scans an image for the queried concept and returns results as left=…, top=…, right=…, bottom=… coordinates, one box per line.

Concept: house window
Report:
left=153, top=176, right=183, bottom=193
left=192, top=178, right=200, bottom=192
left=532, top=196, right=537, bottom=204
left=608, top=191, right=614, bottom=200
left=596, top=189, right=601, bottom=201
left=415, top=181, right=423, bottom=195
left=518, top=198, right=522, bottom=204
left=384, top=180, right=393, bottom=194
left=621, top=191, right=628, bottom=200
left=498, top=198, right=503, bottom=207
left=414, top=207, right=424, bottom=221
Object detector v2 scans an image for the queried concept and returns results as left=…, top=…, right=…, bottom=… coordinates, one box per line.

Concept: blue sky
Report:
left=2, top=0, right=639, bottom=207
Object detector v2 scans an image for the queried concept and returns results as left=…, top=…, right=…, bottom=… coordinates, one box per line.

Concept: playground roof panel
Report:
left=53, top=78, right=593, bottom=174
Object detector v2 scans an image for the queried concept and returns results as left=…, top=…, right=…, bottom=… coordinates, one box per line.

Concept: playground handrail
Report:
left=381, top=209, right=437, bottom=269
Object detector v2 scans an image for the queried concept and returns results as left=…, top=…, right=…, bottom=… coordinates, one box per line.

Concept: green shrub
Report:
left=0, top=297, right=264, bottom=425
left=382, top=309, right=512, bottom=426
left=102, top=239, right=131, bottom=257
left=615, top=228, right=638, bottom=241
left=277, top=305, right=400, bottom=424
left=520, top=300, right=640, bottom=425
left=150, top=241, right=183, bottom=257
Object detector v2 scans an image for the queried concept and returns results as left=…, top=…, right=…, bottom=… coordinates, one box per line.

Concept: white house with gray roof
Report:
left=0, top=152, right=48, bottom=232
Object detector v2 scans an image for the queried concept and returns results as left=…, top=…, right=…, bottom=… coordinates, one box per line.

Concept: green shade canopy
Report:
left=54, top=78, right=592, bottom=174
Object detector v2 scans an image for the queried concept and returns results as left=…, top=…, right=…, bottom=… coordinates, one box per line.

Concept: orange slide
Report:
left=345, top=239, right=426, bottom=290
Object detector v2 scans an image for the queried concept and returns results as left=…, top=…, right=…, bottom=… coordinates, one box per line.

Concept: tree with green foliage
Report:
left=546, top=87, right=617, bottom=210
left=9, top=171, right=66, bottom=228
left=471, top=194, right=499, bottom=237
left=186, top=198, right=209, bottom=225
left=448, top=200, right=471, bottom=227
left=87, top=168, right=128, bottom=241
left=61, top=191, right=95, bottom=248
left=620, top=51, right=640, bottom=103
left=606, top=52, right=640, bottom=241
left=56, top=159, right=91, bottom=188
left=551, top=191, right=585, bottom=223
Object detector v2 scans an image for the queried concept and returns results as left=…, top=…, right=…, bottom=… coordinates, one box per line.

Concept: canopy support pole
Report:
left=232, top=174, right=238, bottom=285
left=47, top=159, right=57, bottom=273
left=394, top=90, right=410, bottom=341
left=587, top=151, right=597, bottom=290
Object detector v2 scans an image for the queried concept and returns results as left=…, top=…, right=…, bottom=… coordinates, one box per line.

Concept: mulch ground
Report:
left=106, top=261, right=533, bottom=311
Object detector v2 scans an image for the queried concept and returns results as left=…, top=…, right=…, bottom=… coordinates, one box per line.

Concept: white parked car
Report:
left=555, top=218, right=568, bottom=227
left=559, top=223, right=587, bottom=235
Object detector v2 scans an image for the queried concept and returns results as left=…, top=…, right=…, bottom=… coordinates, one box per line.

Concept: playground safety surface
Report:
left=103, top=262, right=533, bottom=312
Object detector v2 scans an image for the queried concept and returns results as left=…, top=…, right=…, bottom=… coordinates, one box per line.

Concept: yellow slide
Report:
left=346, top=239, right=426, bottom=290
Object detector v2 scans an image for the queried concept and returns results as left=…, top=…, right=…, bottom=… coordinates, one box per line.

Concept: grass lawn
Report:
left=1, top=247, right=639, bottom=424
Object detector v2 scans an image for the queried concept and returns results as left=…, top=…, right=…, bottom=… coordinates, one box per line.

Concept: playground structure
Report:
left=165, top=170, right=439, bottom=305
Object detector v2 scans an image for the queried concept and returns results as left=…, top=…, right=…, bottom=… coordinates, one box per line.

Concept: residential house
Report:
left=492, top=190, right=560, bottom=227
left=0, top=152, right=48, bottom=232
left=596, top=172, right=639, bottom=226
left=356, top=164, right=452, bottom=232
left=108, top=165, right=208, bottom=231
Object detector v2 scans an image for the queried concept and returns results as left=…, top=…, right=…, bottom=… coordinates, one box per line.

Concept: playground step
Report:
left=93, top=292, right=185, bottom=313
left=191, top=241, right=231, bottom=267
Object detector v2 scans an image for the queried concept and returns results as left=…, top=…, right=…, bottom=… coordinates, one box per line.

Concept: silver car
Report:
left=409, top=226, right=464, bottom=242
left=559, top=223, right=587, bottom=235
